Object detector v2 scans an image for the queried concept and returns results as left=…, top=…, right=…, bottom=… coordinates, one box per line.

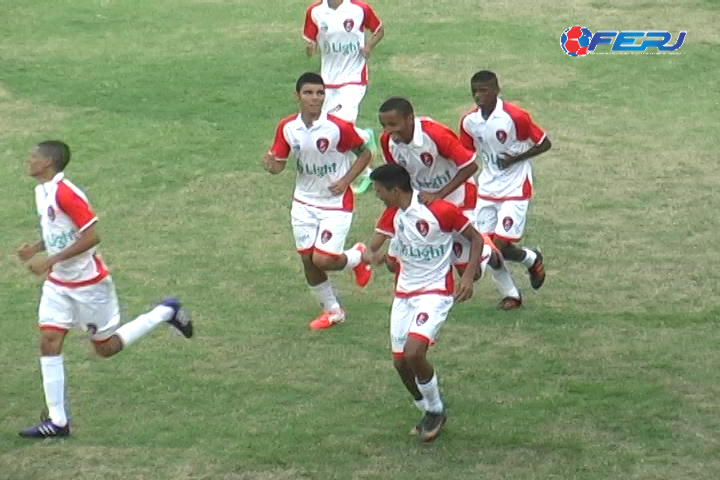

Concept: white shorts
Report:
left=475, top=198, right=530, bottom=242
left=38, top=277, right=121, bottom=341
left=390, top=294, right=454, bottom=356
left=291, top=201, right=353, bottom=256
left=323, top=85, right=367, bottom=123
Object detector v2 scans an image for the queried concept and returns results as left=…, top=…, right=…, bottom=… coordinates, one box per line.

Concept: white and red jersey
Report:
left=459, top=98, right=546, bottom=201
left=303, top=0, right=382, bottom=88
left=270, top=112, right=365, bottom=211
left=375, top=193, right=471, bottom=297
left=34, top=172, right=108, bottom=287
left=380, top=117, right=478, bottom=210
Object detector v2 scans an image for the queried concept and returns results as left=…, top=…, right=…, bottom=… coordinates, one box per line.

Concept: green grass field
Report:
left=1, top=0, right=719, bottom=478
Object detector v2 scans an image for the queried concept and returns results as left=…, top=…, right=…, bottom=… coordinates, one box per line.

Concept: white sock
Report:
left=115, top=305, right=174, bottom=347
left=520, top=248, right=537, bottom=268
left=490, top=262, right=521, bottom=299
left=40, top=355, right=67, bottom=427
left=416, top=374, right=444, bottom=413
left=309, top=280, right=341, bottom=312
left=414, top=398, right=426, bottom=412
left=344, top=248, right=362, bottom=269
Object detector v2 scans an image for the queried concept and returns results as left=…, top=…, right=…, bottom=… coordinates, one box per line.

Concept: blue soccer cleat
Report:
left=160, top=297, right=193, bottom=338
left=19, top=418, right=70, bottom=438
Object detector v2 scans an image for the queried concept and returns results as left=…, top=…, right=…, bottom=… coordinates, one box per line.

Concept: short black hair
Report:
left=379, top=97, right=414, bottom=117
left=296, top=72, right=324, bottom=92
left=37, top=140, right=71, bottom=171
left=470, top=70, right=499, bottom=87
left=370, top=164, right=412, bottom=192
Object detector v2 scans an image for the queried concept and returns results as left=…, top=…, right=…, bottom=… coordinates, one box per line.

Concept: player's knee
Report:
left=39, top=331, right=65, bottom=355
left=312, top=252, right=338, bottom=271
left=93, top=337, right=121, bottom=358
left=403, top=342, right=427, bottom=365
left=392, top=356, right=408, bottom=372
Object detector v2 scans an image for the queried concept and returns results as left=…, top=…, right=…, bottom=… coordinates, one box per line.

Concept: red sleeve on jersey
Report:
left=56, top=183, right=96, bottom=231
left=356, top=1, right=382, bottom=33
left=427, top=200, right=470, bottom=233
left=504, top=103, right=546, bottom=144
left=458, top=112, right=476, bottom=152
left=379, top=131, right=395, bottom=164
left=269, top=116, right=293, bottom=159
left=303, top=3, right=320, bottom=42
left=330, top=116, right=365, bottom=153
left=423, top=120, right=476, bottom=168
left=375, top=207, right=398, bottom=235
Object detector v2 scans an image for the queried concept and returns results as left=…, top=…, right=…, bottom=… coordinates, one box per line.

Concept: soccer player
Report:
left=361, top=164, right=490, bottom=442
left=302, top=0, right=385, bottom=193
left=263, top=72, right=373, bottom=330
left=378, top=97, right=520, bottom=309
left=17, top=140, right=193, bottom=438
left=459, top=70, right=551, bottom=299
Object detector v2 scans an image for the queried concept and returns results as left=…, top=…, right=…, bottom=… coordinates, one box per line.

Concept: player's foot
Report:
left=309, top=309, right=346, bottom=330
left=410, top=416, right=423, bottom=435
left=498, top=296, right=522, bottom=311
left=528, top=249, right=545, bottom=290
left=160, top=297, right=193, bottom=338
left=418, top=411, right=447, bottom=443
left=350, top=243, right=372, bottom=287
left=19, top=419, right=70, bottom=438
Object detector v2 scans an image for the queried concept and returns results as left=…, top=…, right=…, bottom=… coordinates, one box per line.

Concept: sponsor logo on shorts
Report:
left=416, top=312, right=429, bottom=326
left=502, top=216, right=514, bottom=232
left=85, top=323, right=98, bottom=335
left=320, top=230, right=333, bottom=244
left=452, top=242, right=463, bottom=258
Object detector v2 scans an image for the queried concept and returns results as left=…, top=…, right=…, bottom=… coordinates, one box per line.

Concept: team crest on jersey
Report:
left=502, top=216, right=514, bottom=232
left=320, top=229, right=333, bottom=244
left=316, top=137, right=330, bottom=153
left=420, top=152, right=434, bottom=167
left=416, top=312, right=429, bottom=326
left=496, top=129, right=508, bottom=144
left=343, top=19, right=355, bottom=32
left=416, top=220, right=430, bottom=237
left=452, top=242, right=463, bottom=258
left=47, top=205, right=56, bottom=221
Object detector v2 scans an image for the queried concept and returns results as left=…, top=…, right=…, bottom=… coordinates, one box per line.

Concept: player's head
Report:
left=29, top=140, right=71, bottom=178
left=378, top=97, right=415, bottom=144
left=370, top=164, right=412, bottom=208
left=295, top=72, right=325, bottom=116
left=470, top=70, right=499, bottom=108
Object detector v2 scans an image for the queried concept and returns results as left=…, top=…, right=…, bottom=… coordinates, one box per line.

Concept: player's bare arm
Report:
left=361, top=24, right=384, bottom=58
left=329, top=145, right=372, bottom=194
left=28, top=224, right=100, bottom=276
left=305, top=40, right=317, bottom=57
left=418, top=161, right=479, bottom=205
left=498, top=137, right=552, bottom=169
left=262, top=152, right=286, bottom=175
left=17, top=240, right=45, bottom=262
left=455, top=225, right=484, bottom=302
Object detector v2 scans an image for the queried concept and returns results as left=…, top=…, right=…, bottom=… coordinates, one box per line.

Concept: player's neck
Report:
left=480, top=99, right=497, bottom=119
left=300, top=111, right=321, bottom=128
left=33, top=170, right=56, bottom=183
left=398, top=193, right=412, bottom=210
left=328, top=0, right=343, bottom=9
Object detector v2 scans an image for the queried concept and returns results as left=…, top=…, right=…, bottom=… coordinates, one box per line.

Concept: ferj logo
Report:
left=560, top=26, right=686, bottom=57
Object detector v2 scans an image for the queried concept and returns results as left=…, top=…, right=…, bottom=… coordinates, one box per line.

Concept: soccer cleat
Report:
left=19, top=419, right=70, bottom=438
left=350, top=243, right=372, bottom=287
left=160, top=297, right=193, bottom=338
left=309, top=309, right=346, bottom=330
left=528, top=249, right=546, bottom=290
left=498, top=296, right=522, bottom=311
left=418, top=411, right=447, bottom=443
left=410, top=416, right=423, bottom=435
